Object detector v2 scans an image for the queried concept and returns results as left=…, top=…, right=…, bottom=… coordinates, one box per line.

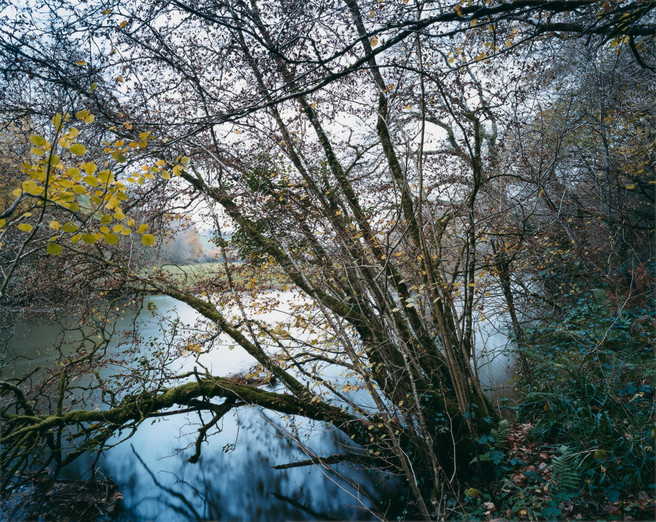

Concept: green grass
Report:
left=140, top=262, right=290, bottom=290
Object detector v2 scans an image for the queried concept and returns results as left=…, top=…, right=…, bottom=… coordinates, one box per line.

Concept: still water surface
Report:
left=2, top=295, right=398, bottom=520
left=2, top=292, right=514, bottom=520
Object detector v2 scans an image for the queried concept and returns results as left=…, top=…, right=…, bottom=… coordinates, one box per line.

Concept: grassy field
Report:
left=141, top=262, right=290, bottom=291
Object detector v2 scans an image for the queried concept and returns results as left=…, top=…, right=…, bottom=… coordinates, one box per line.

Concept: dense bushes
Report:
left=461, top=295, right=655, bottom=519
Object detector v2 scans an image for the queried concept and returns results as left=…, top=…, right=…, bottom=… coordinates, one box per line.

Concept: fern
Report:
left=552, top=445, right=580, bottom=493
left=491, top=419, right=511, bottom=451
left=470, top=420, right=512, bottom=466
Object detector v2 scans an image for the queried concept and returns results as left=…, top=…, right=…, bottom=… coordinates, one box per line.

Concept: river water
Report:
left=1, top=294, right=401, bottom=520
left=1, top=292, right=514, bottom=520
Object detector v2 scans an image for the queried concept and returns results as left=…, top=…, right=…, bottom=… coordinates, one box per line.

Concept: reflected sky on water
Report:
left=3, top=294, right=403, bottom=520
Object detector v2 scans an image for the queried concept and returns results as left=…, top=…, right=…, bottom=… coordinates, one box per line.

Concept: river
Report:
left=1, top=294, right=401, bottom=520
left=1, top=292, right=515, bottom=520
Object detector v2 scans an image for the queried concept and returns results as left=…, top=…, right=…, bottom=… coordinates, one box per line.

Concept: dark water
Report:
left=2, top=295, right=400, bottom=520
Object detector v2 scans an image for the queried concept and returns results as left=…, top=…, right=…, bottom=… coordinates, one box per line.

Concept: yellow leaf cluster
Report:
left=2, top=112, right=174, bottom=255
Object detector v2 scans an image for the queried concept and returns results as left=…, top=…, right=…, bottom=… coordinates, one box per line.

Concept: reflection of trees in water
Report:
left=1, top=305, right=402, bottom=520
left=109, top=408, right=399, bottom=521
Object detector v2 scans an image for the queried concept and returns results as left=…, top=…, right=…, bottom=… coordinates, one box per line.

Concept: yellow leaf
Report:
left=105, top=197, right=118, bottom=210
left=69, top=143, right=87, bottom=156
left=138, top=224, right=148, bottom=234
left=17, top=223, right=33, bottom=232
left=114, top=210, right=126, bottom=220
left=73, top=184, right=86, bottom=194
left=22, top=180, right=41, bottom=195
left=141, top=234, right=155, bottom=246
left=111, top=151, right=127, bottom=163
left=97, top=170, right=113, bottom=183
left=180, top=156, right=190, bottom=166
left=31, top=147, right=45, bottom=156
left=76, top=110, right=95, bottom=123
left=120, top=227, right=131, bottom=235
left=127, top=218, right=135, bottom=227
left=76, top=60, right=86, bottom=66
left=119, top=20, right=127, bottom=28
left=47, top=153, right=61, bottom=167
left=162, top=170, right=171, bottom=179
left=47, top=242, right=63, bottom=255
left=67, top=167, right=80, bottom=177
left=113, top=224, right=124, bottom=233
left=370, top=37, right=378, bottom=47
left=52, top=113, right=63, bottom=130
left=81, top=233, right=96, bottom=244
left=102, top=8, right=112, bottom=15
left=83, top=162, right=98, bottom=175
left=172, top=165, right=182, bottom=176
left=30, top=135, right=47, bottom=147
left=85, top=175, right=99, bottom=187
left=62, top=223, right=79, bottom=233
left=104, top=233, right=119, bottom=245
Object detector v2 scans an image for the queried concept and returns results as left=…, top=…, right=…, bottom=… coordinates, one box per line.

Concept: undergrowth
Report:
left=461, top=295, right=655, bottom=520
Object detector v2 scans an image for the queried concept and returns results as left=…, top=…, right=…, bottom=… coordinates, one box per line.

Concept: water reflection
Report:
left=3, top=291, right=514, bottom=519
left=103, top=406, right=393, bottom=521
left=2, top=295, right=401, bottom=520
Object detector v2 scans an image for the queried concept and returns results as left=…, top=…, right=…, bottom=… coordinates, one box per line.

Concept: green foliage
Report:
left=492, top=419, right=511, bottom=452
left=516, top=296, right=655, bottom=516
left=230, top=219, right=270, bottom=262
left=461, top=294, right=654, bottom=520
left=551, top=445, right=580, bottom=493
left=470, top=419, right=511, bottom=471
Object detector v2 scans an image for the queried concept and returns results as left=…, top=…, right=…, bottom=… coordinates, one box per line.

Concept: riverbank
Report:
left=141, top=261, right=290, bottom=291
left=0, top=471, right=122, bottom=521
